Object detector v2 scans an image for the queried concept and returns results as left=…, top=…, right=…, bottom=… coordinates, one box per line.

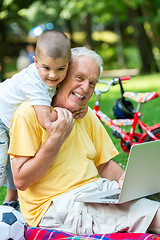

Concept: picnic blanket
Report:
left=25, top=227, right=160, bottom=240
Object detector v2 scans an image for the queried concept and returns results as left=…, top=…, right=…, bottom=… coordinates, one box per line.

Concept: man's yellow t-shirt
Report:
left=8, top=101, right=118, bottom=227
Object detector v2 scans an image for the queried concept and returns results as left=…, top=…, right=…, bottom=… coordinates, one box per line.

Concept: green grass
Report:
left=0, top=73, right=160, bottom=205
left=0, top=186, right=7, bottom=204
left=88, top=73, right=160, bottom=168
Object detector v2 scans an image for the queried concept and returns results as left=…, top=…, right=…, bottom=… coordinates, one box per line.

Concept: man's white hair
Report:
left=71, top=47, right=103, bottom=75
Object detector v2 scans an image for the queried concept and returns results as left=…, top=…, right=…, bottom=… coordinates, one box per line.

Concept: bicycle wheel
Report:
left=120, top=132, right=143, bottom=154
left=144, top=127, right=160, bottom=142
left=120, top=141, right=130, bottom=154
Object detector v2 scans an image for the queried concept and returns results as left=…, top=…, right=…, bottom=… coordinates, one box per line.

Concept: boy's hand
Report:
left=43, top=107, right=74, bottom=139
left=50, top=109, right=58, bottom=122
left=72, top=104, right=88, bottom=119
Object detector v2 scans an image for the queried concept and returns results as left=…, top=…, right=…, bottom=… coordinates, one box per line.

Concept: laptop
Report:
left=75, top=140, right=160, bottom=204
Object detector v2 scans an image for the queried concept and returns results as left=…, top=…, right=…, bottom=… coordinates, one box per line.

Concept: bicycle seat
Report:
left=123, top=92, right=159, bottom=103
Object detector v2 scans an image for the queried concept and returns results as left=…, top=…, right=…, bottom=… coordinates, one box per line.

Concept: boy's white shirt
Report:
left=0, top=63, right=56, bottom=128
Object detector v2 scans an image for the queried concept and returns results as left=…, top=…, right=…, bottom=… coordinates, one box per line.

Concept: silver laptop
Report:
left=75, top=140, right=160, bottom=204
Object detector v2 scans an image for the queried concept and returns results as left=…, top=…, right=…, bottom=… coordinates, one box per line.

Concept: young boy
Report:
left=0, top=30, right=86, bottom=210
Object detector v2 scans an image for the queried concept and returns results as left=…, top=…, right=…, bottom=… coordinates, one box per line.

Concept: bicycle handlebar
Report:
left=94, top=76, right=130, bottom=95
left=119, top=76, right=130, bottom=81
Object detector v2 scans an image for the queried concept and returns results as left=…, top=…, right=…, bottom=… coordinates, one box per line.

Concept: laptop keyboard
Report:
left=100, top=193, right=120, bottom=200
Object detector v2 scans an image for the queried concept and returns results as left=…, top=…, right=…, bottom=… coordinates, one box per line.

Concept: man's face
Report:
left=57, top=55, right=100, bottom=112
left=33, top=54, right=70, bottom=88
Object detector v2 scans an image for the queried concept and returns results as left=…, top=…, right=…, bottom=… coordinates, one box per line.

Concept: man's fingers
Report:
left=54, top=108, right=74, bottom=136
left=54, top=107, right=74, bottom=123
left=43, top=107, right=74, bottom=137
left=118, top=171, right=125, bottom=189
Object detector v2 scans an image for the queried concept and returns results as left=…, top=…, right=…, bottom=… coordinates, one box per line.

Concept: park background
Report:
left=0, top=0, right=160, bottom=203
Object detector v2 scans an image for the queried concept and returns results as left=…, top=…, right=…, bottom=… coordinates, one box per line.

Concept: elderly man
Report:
left=9, top=47, right=160, bottom=235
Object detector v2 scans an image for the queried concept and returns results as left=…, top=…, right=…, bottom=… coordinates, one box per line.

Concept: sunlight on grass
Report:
left=92, top=31, right=118, bottom=44
left=70, top=31, right=118, bottom=44
left=89, top=73, right=160, bottom=167
left=96, top=74, right=160, bottom=93
left=122, top=74, right=160, bottom=93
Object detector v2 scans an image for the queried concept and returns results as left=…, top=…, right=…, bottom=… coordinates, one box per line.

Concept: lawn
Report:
left=0, top=73, right=160, bottom=205
left=88, top=73, right=160, bottom=168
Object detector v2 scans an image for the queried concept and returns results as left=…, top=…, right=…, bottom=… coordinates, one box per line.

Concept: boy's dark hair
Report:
left=35, top=30, right=71, bottom=60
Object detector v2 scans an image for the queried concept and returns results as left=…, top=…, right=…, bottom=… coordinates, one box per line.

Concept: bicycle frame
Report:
left=93, top=77, right=160, bottom=153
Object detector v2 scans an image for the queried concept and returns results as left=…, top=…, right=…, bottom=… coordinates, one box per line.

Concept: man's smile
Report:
left=72, top=92, right=84, bottom=100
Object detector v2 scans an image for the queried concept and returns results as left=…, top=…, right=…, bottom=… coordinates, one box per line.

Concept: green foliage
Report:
left=0, top=0, right=35, bottom=23
left=95, top=44, right=141, bottom=70
left=123, top=47, right=141, bottom=69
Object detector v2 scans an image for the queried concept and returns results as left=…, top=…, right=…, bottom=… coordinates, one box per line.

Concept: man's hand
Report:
left=97, top=160, right=125, bottom=185
left=118, top=171, right=125, bottom=189
left=43, top=107, right=74, bottom=140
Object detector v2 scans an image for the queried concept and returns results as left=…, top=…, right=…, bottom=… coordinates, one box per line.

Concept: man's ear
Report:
left=33, top=56, right=38, bottom=68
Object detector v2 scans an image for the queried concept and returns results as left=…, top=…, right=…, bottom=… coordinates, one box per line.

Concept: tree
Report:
left=0, top=0, right=37, bottom=81
left=127, top=6, right=159, bottom=73
left=140, top=0, right=160, bottom=51
left=124, top=0, right=160, bottom=73
left=2, top=0, right=160, bottom=75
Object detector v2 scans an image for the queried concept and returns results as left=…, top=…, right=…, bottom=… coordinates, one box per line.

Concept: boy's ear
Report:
left=33, top=56, right=38, bottom=68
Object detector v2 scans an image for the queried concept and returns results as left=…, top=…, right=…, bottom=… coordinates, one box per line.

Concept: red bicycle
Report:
left=93, top=76, right=160, bottom=153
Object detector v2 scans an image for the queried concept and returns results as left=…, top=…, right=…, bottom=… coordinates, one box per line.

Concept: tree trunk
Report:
left=114, top=14, right=125, bottom=68
left=84, top=13, right=93, bottom=49
left=66, top=19, right=76, bottom=47
left=141, top=2, right=160, bottom=52
left=150, top=25, right=160, bottom=51
left=140, top=0, right=160, bottom=50
left=128, top=7, right=159, bottom=74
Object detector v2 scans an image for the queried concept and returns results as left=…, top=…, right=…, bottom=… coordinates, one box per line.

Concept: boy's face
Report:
left=33, top=54, right=70, bottom=88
